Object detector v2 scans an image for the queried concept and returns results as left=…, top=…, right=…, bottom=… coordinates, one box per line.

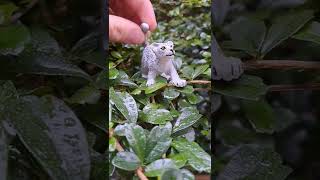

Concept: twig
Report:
left=188, top=80, right=211, bottom=85
left=10, top=0, right=39, bottom=23
left=244, top=60, right=320, bottom=70
left=268, top=83, right=320, bottom=92
left=109, top=129, right=149, bottom=180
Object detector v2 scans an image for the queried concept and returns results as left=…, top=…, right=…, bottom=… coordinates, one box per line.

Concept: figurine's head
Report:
left=151, top=41, right=175, bottom=58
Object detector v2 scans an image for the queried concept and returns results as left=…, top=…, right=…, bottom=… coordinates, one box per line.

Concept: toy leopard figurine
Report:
left=140, top=23, right=187, bottom=87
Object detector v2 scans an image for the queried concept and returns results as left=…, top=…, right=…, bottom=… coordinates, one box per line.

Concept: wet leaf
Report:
left=145, top=123, right=172, bottom=164
left=181, top=169, right=195, bottom=180
left=0, top=81, right=68, bottom=180
left=218, top=145, right=292, bottom=180
left=112, top=152, right=141, bottom=171
left=145, top=82, right=167, bottom=94
left=1, top=27, right=91, bottom=80
left=192, top=64, right=209, bottom=79
left=144, top=159, right=177, bottom=177
left=109, top=88, right=138, bottom=123
left=163, top=88, right=180, bottom=100
left=177, top=85, right=194, bottom=94
left=124, top=124, right=147, bottom=161
left=115, top=71, right=137, bottom=87
left=170, top=153, right=188, bottom=168
left=160, top=168, right=183, bottom=180
left=173, top=108, right=202, bottom=134
left=140, top=104, right=173, bottom=125
left=23, top=95, right=91, bottom=180
left=172, top=138, right=211, bottom=173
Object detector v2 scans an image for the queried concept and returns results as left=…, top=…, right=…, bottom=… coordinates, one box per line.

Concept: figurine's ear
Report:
left=166, top=41, right=174, bottom=46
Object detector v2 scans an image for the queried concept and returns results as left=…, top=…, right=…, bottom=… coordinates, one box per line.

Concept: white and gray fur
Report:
left=141, top=41, right=187, bottom=87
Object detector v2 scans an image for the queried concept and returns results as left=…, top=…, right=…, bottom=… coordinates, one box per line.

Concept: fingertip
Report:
left=109, top=15, right=145, bottom=44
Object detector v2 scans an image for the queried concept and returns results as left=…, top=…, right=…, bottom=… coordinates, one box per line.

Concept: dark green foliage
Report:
left=213, top=0, right=320, bottom=179
left=0, top=0, right=105, bottom=179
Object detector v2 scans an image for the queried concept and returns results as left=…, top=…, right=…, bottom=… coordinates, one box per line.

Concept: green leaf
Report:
left=140, top=104, right=173, bottom=125
left=67, top=85, right=101, bottom=104
left=160, top=168, right=183, bottom=180
left=172, top=138, right=211, bottom=173
left=180, top=169, right=195, bottom=180
left=293, top=21, right=320, bottom=45
left=192, top=64, right=209, bottom=79
left=144, top=159, right=177, bottom=177
left=214, top=75, right=268, bottom=101
left=227, top=18, right=266, bottom=56
left=145, top=82, right=167, bottom=94
left=177, top=85, right=194, bottom=94
left=1, top=27, right=91, bottom=80
left=124, top=124, right=147, bottom=161
left=0, top=24, right=30, bottom=55
left=181, top=66, right=194, bottom=80
left=218, top=145, right=292, bottom=180
left=109, top=68, right=119, bottom=79
left=111, top=51, right=122, bottom=59
left=109, top=88, right=138, bottom=123
left=23, top=95, right=91, bottom=180
left=173, top=108, right=202, bottom=134
left=163, top=88, right=180, bottom=100
left=170, top=153, right=188, bottom=168
left=242, top=100, right=275, bottom=134
left=186, top=93, right=202, bottom=104
left=0, top=81, right=68, bottom=180
left=109, top=137, right=116, bottom=152
left=115, top=71, right=137, bottom=87
left=112, top=152, right=141, bottom=171
left=261, top=10, right=313, bottom=55
left=145, top=123, right=172, bottom=164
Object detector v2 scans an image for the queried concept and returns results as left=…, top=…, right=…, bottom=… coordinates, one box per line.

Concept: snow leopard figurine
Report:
left=140, top=23, right=187, bottom=87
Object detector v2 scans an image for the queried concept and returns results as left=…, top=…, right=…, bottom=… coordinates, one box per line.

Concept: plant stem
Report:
left=244, top=60, right=320, bottom=70
left=268, top=83, right=320, bottom=91
left=109, top=129, right=149, bottom=180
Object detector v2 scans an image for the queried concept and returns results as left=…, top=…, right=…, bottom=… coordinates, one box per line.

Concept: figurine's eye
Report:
left=160, top=46, right=166, bottom=50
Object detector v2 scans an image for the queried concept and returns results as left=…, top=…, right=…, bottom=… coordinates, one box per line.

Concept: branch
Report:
left=188, top=80, right=211, bottom=85
left=268, top=83, right=320, bottom=92
left=244, top=60, right=320, bottom=70
left=109, top=129, right=148, bottom=180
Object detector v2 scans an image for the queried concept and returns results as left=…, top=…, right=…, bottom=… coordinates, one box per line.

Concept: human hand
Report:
left=109, top=0, right=157, bottom=44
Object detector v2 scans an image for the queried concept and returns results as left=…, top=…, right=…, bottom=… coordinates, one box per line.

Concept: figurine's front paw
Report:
left=170, top=79, right=187, bottom=87
left=161, top=73, right=171, bottom=80
left=146, top=79, right=155, bottom=86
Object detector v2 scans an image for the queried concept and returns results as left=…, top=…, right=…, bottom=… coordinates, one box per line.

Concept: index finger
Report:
left=110, top=0, right=157, bottom=31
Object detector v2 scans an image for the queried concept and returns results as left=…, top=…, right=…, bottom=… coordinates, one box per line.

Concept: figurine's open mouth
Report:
left=166, top=53, right=175, bottom=56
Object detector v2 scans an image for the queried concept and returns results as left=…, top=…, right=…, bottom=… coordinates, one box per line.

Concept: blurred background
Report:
left=212, top=0, right=320, bottom=179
